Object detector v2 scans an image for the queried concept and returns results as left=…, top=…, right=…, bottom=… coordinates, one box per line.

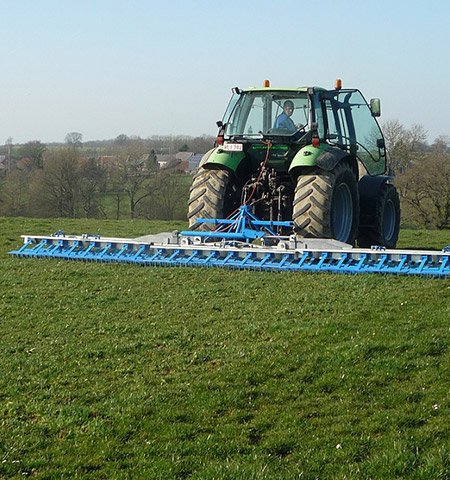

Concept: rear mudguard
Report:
left=198, top=147, right=245, bottom=172
left=289, top=144, right=350, bottom=174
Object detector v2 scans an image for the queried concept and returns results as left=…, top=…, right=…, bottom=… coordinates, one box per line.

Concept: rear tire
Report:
left=292, top=162, right=359, bottom=244
left=187, top=168, right=239, bottom=231
left=357, top=183, right=400, bottom=248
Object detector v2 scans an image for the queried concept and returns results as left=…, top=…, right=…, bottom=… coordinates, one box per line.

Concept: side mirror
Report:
left=370, top=98, right=381, bottom=117
left=216, top=120, right=223, bottom=128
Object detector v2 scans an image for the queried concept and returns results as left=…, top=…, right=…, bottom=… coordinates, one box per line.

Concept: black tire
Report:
left=187, top=168, right=239, bottom=231
left=357, top=183, right=400, bottom=248
left=292, top=162, right=359, bottom=244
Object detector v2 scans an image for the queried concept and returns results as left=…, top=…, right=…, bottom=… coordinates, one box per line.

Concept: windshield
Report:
left=225, top=91, right=309, bottom=138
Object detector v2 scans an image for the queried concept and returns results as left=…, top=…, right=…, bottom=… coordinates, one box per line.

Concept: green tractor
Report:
left=188, top=79, right=400, bottom=247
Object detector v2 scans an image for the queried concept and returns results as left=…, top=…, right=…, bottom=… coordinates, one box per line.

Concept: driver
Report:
left=274, top=100, right=304, bottom=139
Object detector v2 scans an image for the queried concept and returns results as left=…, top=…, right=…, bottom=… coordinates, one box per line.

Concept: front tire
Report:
left=187, top=168, right=239, bottom=231
left=292, top=162, right=359, bottom=244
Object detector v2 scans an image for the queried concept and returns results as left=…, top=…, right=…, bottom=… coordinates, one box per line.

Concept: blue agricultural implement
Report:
left=8, top=206, right=450, bottom=277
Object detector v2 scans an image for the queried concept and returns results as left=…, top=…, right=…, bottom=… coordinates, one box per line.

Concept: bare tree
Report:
left=408, top=124, right=428, bottom=152
left=5, top=137, right=13, bottom=172
left=189, top=135, right=215, bottom=153
left=79, top=158, right=106, bottom=218
left=138, top=170, right=189, bottom=220
left=105, top=161, right=125, bottom=220
left=397, top=153, right=450, bottom=229
left=430, top=135, right=450, bottom=153
left=0, top=170, right=28, bottom=215
left=65, top=132, right=83, bottom=148
left=28, top=148, right=81, bottom=217
left=116, top=141, right=157, bottom=219
left=382, top=120, right=427, bottom=174
left=19, top=141, right=47, bottom=169
left=115, top=134, right=130, bottom=146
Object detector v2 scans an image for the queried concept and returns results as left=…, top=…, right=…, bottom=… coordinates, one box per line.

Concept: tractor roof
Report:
left=243, top=86, right=327, bottom=93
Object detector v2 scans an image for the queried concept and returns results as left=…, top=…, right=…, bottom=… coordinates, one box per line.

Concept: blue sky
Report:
left=1, top=0, right=449, bottom=144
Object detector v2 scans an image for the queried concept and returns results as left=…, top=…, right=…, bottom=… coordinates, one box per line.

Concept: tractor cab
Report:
left=218, top=81, right=386, bottom=176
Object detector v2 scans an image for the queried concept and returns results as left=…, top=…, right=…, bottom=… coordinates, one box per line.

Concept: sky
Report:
left=1, top=0, right=450, bottom=144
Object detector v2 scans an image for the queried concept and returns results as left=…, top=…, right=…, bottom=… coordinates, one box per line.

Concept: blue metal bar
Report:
left=131, top=245, right=146, bottom=260
left=17, top=239, right=33, bottom=254
left=278, top=254, right=290, bottom=268
left=336, top=253, right=349, bottom=269
left=317, top=252, right=329, bottom=269
left=296, top=251, right=310, bottom=268
left=97, top=243, right=112, bottom=259
left=33, top=240, right=48, bottom=254
left=181, top=250, right=199, bottom=265
left=199, top=251, right=217, bottom=266
left=146, top=248, right=163, bottom=263
left=186, top=230, right=265, bottom=240
left=114, top=244, right=129, bottom=259
left=65, top=241, right=80, bottom=258
left=167, top=250, right=181, bottom=261
left=46, top=240, right=64, bottom=256
left=80, top=242, right=96, bottom=258
left=259, top=254, right=271, bottom=267
left=220, top=252, right=235, bottom=266
left=394, top=254, right=408, bottom=274
left=376, top=254, right=388, bottom=271
left=416, top=255, right=429, bottom=274
left=183, top=205, right=292, bottom=242
left=439, top=255, right=449, bottom=274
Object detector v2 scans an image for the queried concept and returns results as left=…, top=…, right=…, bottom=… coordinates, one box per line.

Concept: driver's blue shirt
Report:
left=274, top=112, right=297, bottom=132
left=274, top=112, right=302, bottom=140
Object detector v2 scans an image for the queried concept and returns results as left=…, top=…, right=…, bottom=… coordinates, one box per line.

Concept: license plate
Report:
left=222, top=143, right=243, bottom=152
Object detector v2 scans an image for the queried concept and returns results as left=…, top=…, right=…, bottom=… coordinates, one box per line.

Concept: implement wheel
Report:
left=293, top=162, right=359, bottom=244
left=188, top=168, right=240, bottom=231
left=357, top=183, right=400, bottom=248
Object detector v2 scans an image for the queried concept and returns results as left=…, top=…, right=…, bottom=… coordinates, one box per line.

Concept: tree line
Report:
left=383, top=121, right=450, bottom=229
left=2, top=126, right=450, bottom=230
left=0, top=134, right=215, bottom=221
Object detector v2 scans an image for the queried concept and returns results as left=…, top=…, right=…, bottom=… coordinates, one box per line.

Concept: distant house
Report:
left=189, top=154, right=204, bottom=173
left=175, top=151, right=204, bottom=173
left=156, top=152, right=205, bottom=173
left=16, top=157, right=33, bottom=170
left=175, top=160, right=190, bottom=173
left=175, top=152, right=193, bottom=163
left=156, top=154, right=177, bottom=170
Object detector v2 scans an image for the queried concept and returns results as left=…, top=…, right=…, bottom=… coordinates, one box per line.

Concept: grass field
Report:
left=1, top=217, right=449, bottom=479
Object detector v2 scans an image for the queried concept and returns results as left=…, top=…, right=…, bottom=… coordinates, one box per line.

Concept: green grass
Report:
left=1, top=218, right=450, bottom=479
